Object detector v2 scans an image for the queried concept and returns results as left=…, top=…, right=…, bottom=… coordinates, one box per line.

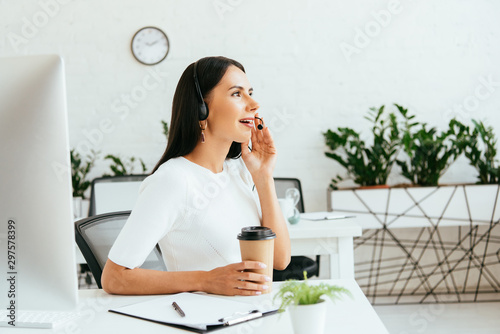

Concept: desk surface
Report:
left=288, top=218, right=362, bottom=238
left=5, top=280, right=387, bottom=334
left=331, top=210, right=491, bottom=229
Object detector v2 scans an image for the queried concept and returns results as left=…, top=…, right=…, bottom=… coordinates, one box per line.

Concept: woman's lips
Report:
left=239, top=119, right=255, bottom=128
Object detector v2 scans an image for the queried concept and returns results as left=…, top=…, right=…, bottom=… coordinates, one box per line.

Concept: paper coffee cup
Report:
left=237, top=226, right=276, bottom=293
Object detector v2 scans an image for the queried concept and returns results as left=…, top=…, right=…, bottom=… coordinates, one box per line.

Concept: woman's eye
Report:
left=232, top=91, right=241, bottom=97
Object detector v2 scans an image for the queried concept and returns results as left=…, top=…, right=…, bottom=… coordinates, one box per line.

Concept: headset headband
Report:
left=193, top=61, right=208, bottom=120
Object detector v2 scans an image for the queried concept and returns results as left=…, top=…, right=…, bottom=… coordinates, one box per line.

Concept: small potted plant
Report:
left=274, top=272, right=351, bottom=334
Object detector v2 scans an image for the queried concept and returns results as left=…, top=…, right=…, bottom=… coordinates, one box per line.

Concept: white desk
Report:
left=288, top=218, right=362, bottom=279
left=4, top=280, right=388, bottom=334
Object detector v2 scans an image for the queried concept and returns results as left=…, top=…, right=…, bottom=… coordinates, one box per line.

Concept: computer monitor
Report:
left=0, top=55, right=78, bottom=314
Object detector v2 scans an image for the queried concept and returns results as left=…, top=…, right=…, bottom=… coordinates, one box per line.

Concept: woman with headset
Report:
left=101, top=56, right=291, bottom=296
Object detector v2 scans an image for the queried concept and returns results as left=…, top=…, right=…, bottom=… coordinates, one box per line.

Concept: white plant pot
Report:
left=81, top=198, right=90, bottom=218
left=328, top=184, right=500, bottom=303
left=72, top=197, right=83, bottom=220
left=329, top=184, right=500, bottom=226
left=73, top=197, right=90, bottom=220
left=288, top=300, right=327, bottom=334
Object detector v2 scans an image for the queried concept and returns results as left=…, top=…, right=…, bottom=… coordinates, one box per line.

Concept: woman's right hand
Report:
left=201, top=261, right=272, bottom=296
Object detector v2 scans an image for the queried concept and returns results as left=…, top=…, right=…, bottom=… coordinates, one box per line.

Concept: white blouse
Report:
left=108, top=156, right=262, bottom=271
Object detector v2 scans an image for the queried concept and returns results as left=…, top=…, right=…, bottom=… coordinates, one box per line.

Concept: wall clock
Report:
left=131, top=26, right=169, bottom=65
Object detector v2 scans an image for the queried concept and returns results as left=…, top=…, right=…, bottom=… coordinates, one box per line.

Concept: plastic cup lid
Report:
left=237, top=226, right=276, bottom=240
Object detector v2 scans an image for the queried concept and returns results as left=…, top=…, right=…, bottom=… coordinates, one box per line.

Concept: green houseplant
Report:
left=397, top=118, right=463, bottom=186
left=329, top=114, right=500, bottom=304
left=70, top=149, right=98, bottom=198
left=161, top=119, right=169, bottom=139
left=323, top=105, right=404, bottom=189
left=451, top=119, right=499, bottom=184
left=103, top=154, right=147, bottom=177
left=70, top=149, right=98, bottom=219
left=274, top=272, right=351, bottom=334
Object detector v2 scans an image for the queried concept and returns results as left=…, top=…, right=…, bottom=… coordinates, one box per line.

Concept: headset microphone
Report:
left=255, top=116, right=264, bottom=130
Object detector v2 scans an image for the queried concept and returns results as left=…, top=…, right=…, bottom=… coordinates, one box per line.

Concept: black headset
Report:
left=193, top=61, right=209, bottom=121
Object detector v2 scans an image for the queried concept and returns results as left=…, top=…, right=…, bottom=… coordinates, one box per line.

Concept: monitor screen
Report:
left=0, top=55, right=78, bottom=312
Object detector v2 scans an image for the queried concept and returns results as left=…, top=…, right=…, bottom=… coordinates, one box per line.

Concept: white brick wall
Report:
left=1, top=0, right=499, bottom=210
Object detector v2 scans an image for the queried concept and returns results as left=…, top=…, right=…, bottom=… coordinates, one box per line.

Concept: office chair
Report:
left=74, top=210, right=166, bottom=289
left=88, top=174, right=148, bottom=217
left=273, top=178, right=320, bottom=281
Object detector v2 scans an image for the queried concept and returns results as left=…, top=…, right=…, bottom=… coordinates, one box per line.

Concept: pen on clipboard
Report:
left=172, top=301, right=185, bottom=317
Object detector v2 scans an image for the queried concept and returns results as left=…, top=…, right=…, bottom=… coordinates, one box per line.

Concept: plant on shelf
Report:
left=323, top=105, right=405, bottom=189
left=450, top=119, right=499, bottom=184
left=70, top=149, right=99, bottom=198
left=274, top=272, right=351, bottom=334
left=396, top=116, right=463, bottom=186
left=103, top=154, right=147, bottom=176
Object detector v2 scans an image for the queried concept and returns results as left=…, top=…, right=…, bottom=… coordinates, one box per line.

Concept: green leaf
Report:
left=273, top=272, right=352, bottom=311
left=70, top=149, right=99, bottom=198
left=324, top=104, right=407, bottom=187
left=161, top=120, right=169, bottom=139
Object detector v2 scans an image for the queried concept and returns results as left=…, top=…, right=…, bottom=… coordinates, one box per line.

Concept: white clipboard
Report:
left=109, top=292, right=279, bottom=333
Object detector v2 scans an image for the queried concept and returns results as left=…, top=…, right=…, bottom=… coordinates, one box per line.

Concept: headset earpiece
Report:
left=193, top=61, right=209, bottom=121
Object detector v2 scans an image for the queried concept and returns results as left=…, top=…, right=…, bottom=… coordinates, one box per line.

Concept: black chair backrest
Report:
left=88, top=174, right=149, bottom=217
left=74, top=210, right=166, bottom=288
left=273, top=177, right=305, bottom=213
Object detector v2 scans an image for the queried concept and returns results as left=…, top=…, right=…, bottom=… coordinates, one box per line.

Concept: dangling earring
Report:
left=199, top=121, right=206, bottom=143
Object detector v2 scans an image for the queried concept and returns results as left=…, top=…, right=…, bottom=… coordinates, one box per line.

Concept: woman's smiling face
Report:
left=205, top=65, right=260, bottom=144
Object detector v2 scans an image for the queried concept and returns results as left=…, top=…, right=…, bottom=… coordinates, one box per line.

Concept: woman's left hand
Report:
left=241, top=114, right=277, bottom=181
